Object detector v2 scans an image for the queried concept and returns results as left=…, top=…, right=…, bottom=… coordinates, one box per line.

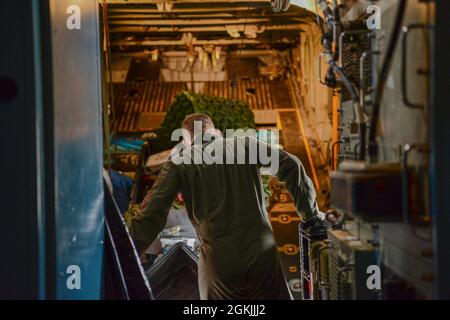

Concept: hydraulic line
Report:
left=328, top=57, right=366, bottom=160
left=316, top=0, right=334, bottom=31
left=331, top=138, right=346, bottom=170
left=315, top=0, right=366, bottom=160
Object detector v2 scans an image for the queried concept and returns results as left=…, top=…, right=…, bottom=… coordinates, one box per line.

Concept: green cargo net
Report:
left=153, top=91, right=256, bottom=152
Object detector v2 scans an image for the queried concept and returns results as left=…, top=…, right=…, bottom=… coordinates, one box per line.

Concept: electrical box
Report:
left=328, top=229, right=378, bottom=300
left=331, top=161, right=403, bottom=222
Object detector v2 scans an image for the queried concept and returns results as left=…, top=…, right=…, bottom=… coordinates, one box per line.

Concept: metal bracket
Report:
left=401, top=143, right=430, bottom=224
left=359, top=51, right=369, bottom=110
left=401, top=24, right=434, bottom=109
left=318, top=51, right=327, bottom=85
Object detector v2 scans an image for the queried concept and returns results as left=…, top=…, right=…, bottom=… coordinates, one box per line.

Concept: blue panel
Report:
left=50, top=0, right=104, bottom=299
left=431, top=0, right=450, bottom=299
left=0, top=0, right=45, bottom=299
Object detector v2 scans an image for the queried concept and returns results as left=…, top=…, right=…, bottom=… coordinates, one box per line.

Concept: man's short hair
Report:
left=181, top=113, right=215, bottom=142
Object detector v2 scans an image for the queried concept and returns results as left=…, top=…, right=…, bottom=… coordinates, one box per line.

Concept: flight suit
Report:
left=126, top=135, right=320, bottom=300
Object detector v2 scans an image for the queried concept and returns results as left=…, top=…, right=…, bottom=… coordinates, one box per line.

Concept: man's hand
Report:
left=302, top=210, right=332, bottom=230
left=317, top=210, right=326, bottom=221
left=124, top=204, right=140, bottom=226
left=301, top=215, right=323, bottom=230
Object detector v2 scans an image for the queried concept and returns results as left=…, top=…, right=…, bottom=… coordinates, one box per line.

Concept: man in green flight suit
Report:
left=126, top=113, right=324, bottom=300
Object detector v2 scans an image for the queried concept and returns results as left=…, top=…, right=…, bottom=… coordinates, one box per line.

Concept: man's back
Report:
left=128, top=134, right=320, bottom=299
left=175, top=136, right=271, bottom=240
left=171, top=136, right=292, bottom=299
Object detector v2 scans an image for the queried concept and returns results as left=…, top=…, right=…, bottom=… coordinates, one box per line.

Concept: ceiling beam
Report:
left=112, top=49, right=277, bottom=58
left=108, top=17, right=271, bottom=25
left=109, top=13, right=238, bottom=19
left=108, top=12, right=304, bottom=19
left=109, top=23, right=306, bottom=33
left=107, top=6, right=262, bottom=13
left=111, top=38, right=297, bottom=46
